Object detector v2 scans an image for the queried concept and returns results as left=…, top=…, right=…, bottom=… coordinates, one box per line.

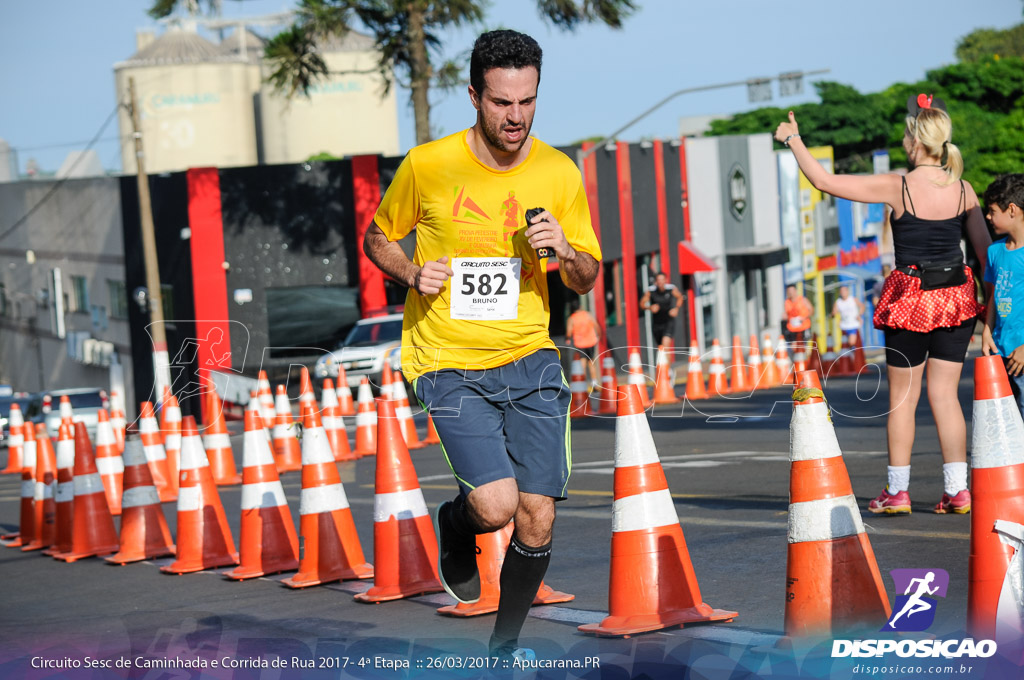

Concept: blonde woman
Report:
left=775, top=95, right=991, bottom=515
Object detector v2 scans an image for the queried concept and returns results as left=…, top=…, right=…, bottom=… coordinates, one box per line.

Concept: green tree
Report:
left=955, top=24, right=1024, bottom=62
left=149, top=0, right=637, bottom=146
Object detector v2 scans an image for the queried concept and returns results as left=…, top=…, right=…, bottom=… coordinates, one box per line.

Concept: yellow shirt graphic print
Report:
left=374, top=130, right=602, bottom=380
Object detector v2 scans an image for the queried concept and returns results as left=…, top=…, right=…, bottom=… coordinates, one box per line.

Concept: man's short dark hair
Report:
left=470, top=30, right=543, bottom=96
left=984, top=173, right=1024, bottom=211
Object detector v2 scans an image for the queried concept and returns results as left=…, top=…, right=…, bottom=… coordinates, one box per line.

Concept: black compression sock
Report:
left=489, top=535, right=552, bottom=652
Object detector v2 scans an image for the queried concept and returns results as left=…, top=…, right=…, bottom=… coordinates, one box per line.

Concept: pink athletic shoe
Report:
left=868, top=488, right=911, bottom=515
left=934, top=489, right=971, bottom=514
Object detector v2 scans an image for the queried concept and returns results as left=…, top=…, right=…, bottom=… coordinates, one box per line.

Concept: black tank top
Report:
left=891, top=176, right=966, bottom=268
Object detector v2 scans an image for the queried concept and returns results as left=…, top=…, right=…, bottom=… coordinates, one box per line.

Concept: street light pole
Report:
left=127, top=77, right=172, bottom=405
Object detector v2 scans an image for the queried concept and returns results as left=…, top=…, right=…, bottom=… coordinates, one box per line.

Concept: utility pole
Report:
left=127, top=77, right=172, bottom=405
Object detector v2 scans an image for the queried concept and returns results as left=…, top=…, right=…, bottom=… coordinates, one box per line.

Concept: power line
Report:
left=0, top=104, right=121, bottom=244
left=11, top=136, right=127, bottom=153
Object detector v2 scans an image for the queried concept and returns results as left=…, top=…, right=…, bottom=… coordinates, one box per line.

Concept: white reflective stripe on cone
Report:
left=143, top=444, right=167, bottom=462
left=164, top=434, right=181, bottom=451
left=321, top=415, right=341, bottom=430
left=790, top=402, right=843, bottom=462
left=300, top=483, right=350, bottom=515
left=178, top=438, right=210, bottom=470
left=177, top=486, right=203, bottom=512
left=21, top=480, right=34, bottom=497
left=628, top=373, right=645, bottom=385
left=355, top=411, right=377, bottom=427
left=972, top=396, right=1024, bottom=469
left=34, top=480, right=55, bottom=501
left=56, top=440, right=75, bottom=470
left=56, top=481, right=74, bottom=502
left=612, top=488, right=679, bottom=532
left=240, top=481, right=288, bottom=510
left=993, top=519, right=1024, bottom=645
left=139, top=419, right=160, bottom=435
left=96, top=428, right=116, bottom=446
left=122, top=485, right=161, bottom=508
left=396, top=405, right=414, bottom=419
left=302, top=429, right=335, bottom=465
left=273, top=424, right=293, bottom=440
left=122, top=441, right=147, bottom=466
left=788, top=495, right=864, bottom=543
left=374, top=489, right=428, bottom=522
left=614, top=414, right=660, bottom=468
left=22, top=442, right=37, bottom=468
left=74, top=473, right=105, bottom=496
left=242, top=432, right=276, bottom=466
left=96, top=457, right=125, bottom=475
left=8, top=434, right=23, bottom=447
left=204, top=433, right=232, bottom=449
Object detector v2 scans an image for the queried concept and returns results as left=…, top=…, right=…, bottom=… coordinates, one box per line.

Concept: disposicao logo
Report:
left=884, top=568, right=949, bottom=632
left=831, top=568, right=998, bottom=659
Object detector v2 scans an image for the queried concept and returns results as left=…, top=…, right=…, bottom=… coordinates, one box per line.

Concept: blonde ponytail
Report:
left=905, top=108, right=962, bottom=184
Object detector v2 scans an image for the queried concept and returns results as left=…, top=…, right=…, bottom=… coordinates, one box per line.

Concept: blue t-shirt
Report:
left=984, top=238, right=1024, bottom=356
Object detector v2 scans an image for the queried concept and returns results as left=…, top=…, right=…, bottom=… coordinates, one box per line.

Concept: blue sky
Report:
left=1, top=0, right=1021, bottom=173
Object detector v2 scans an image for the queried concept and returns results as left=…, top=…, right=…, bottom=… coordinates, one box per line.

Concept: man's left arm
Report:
left=525, top=209, right=599, bottom=294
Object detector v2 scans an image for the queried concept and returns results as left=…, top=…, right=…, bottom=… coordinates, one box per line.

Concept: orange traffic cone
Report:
left=784, top=371, right=890, bottom=636
left=46, top=421, right=76, bottom=557
left=139, top=402, right=175, bottom=502
left=354, top=399, right=443, bottom=603
left=852, top=330, right=866, bottom=373
left=967, top=355, right=1024, bottom=644
left=282, top=404, right=373, bottom=587
left=161, top=417, right=238, bottom=574
left=1, top=403, right=24, bottom=474
left=299, top=366, right=318, bottom=414
left=579, top=385, right=737, bottom=636
left=747, top=334, right=764, bottom=389
left=653, top=345, right=680, bottom=404
left=353, top=377, right=377, bottom=457
left=94, top=410, right=124, bottom=516
left=5, top=424, right=36, bottom=547
left=393, top=372, right=426, bottom=448
left=807, top=335, right=824, bottom=382
left=336, top=366, right=355, bottom=416
left=225, top=400, right=299, bottom=580
left=789, top=343, right=808, bottom=387
left=836, top=332, right=855, bottom=376
left=272, top=385, right=303, bottom=473
left=684, top=342, right=708, bottom=401
left=53, top=422, right=120, bottom=561
left=257, top=370, right=276, bottom=428
left=761, top=336, right=780, bottom=388
left=775, top=335, right=793, bottom=385
left=424, top=415, right=442, bottom=445
left=381, top=362, right=396, bottom=402
left=58, top=395, right=73, bottom=421
left=22, top=424, right=57, bottom=552
left=106, top=436, right=175, bottom=564
left=202, top=385, right=241, bottom=486
left=161, top=395, right=182, bottom=497
left=728, top=335, right=749, bottom=394
left=109, top=390, right=127, bottom=453
left=597, top=353, right=619, bottom=415
left=321, top=379, right=355, bottom=462
left=437, top=521, right=574, bottom=617
left=707, top=339, right=729, bottom=396
left=569, top=353, right=593, bottom=417
left=626, top=348, right=651, bottom=408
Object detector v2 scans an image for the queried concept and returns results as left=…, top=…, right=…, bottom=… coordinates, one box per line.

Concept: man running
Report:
left=362, top=29, right=601, bottom=659
left=640, top=272, right=683, bottom=347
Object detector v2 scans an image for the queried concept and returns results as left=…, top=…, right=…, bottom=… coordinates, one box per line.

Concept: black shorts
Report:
left=570, top=345, right=596, bottom=361
left=883, top=319, right=974, bottom=368
left=652, top=317, right=675, bottom=341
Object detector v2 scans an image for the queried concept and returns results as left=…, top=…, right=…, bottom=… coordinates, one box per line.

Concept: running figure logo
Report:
left=883, top=568, right=950, bottom=632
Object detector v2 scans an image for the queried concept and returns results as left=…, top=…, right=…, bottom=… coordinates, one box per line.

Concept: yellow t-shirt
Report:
left=374, top=130, right=602, bottom=380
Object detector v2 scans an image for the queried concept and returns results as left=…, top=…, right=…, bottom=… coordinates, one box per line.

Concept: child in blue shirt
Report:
left=982, top=173, right=1024, bottom=418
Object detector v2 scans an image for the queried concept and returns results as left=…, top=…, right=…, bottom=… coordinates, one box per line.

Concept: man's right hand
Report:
left=414, top=256, right=454, bottom=295
left=649, top=304, right=660, bottom=314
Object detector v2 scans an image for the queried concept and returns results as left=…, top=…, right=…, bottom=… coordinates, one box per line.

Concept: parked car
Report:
left=314, top=314, right=403, bottom=389
left=25, top=388, right=109, bottom=441
left=0, top=393, right=33, bottom=447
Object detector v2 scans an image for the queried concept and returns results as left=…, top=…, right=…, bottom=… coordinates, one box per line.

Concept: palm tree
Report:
left=148, top=0, right=637, bottom=145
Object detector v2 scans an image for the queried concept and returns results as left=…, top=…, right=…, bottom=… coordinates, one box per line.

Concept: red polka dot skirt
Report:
left=873, top=266, right=981, bottom=332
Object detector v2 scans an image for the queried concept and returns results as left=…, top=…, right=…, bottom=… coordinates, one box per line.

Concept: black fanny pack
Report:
left=898, top=260, right=967, bottom=291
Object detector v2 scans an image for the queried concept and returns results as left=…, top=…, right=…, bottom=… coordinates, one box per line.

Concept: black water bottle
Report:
left=525, top=207, right=555, bottom=259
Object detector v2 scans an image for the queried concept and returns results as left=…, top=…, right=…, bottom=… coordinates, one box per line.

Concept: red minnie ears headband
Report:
left=906, top=93, right=948, bottom=115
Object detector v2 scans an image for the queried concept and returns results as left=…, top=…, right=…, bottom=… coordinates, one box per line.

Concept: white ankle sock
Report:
left=943, top=462, right=969, bottom=496
left=887, top=465, right=911, bottom=494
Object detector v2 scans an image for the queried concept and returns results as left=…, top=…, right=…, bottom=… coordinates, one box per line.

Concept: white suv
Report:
left=314, top=314, right=403, bottom=388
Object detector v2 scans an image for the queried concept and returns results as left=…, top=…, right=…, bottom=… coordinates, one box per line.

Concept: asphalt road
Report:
left=0, top=354, right=1015, bottom=680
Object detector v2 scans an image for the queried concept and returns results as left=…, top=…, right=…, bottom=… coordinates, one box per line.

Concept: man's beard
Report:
left=480, top=114, right=531, bottom=154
